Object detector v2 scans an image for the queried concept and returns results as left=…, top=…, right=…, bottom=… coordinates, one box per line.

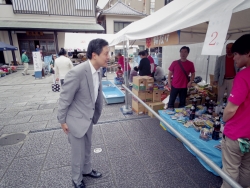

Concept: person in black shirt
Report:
left=138, top=51, right=151, bottom=76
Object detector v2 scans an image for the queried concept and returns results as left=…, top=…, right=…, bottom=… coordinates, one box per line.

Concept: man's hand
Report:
left=187, top=81, right=192, bottom=88
left=168, top=82, right=171, bottom=88
left=213, top=81, right=218, bottom=85
left=61, top=123, right=69, bottom=134
left=56, top=78, right=59, bottom=81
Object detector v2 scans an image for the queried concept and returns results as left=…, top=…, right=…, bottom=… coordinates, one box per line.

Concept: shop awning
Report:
left=0, top=21, right=104, bottom=32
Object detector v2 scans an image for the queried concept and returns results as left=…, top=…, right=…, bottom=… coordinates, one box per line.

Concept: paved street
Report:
left=0, top=67, right=222, bottom=188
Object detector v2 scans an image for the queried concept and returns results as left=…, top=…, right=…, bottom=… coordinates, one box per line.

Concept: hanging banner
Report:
left=146, top=31, right=179, bottom=48
left=201, top=11, right=232, bottom=55
left=32, top=51, right=42, bottom=72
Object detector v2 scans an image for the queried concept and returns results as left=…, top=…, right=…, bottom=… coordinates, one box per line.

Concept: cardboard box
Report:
left=153, top=90, right=164, bottom=102
left=132, top=76, right=146, bottom=91
left=132, top=98, right=145, bottom=115
left=148, top=102, right=164, bottom=118
left=161, top=90, right=170, bottom=101
left=209, top=74, right=214, bottom=85
left=132, top=88, right=146, bottom=101
left=144, top=102, right=150, bottom=114
left=145, top=90, right=153, bottom=102
left=142, top=76, right=154, bottom=91
left=212, top=86, right=218, bottom=95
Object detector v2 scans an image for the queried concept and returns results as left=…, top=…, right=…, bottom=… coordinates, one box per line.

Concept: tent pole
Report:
left=8, top=30, right=17, bottom=66
left=206, top=55, right=210, bottom=83
left=121, top=39, right=132, bottom=114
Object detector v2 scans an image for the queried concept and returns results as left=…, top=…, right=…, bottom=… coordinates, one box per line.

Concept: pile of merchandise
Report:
left=0, top=65, right=17, bottom=78
left=131, top=76, right=169, bottom=117
left=163, top=93, right=228, bottom=143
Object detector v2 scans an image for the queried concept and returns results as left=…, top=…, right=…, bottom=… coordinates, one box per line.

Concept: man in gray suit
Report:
left=213, top=43, right=237, bottom=104
left=57, top=39, right=110, bottom=188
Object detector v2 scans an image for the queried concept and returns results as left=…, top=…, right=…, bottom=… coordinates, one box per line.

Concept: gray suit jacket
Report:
left=214, top=55, right=237, bottom=86
left=57, top=61, right=103, bottom=138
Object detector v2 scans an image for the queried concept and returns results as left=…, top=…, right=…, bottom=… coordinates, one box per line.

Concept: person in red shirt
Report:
left=167, top=46, right=195, bottom=108
left=221, top=34, right=250, bottom=188
left=145, top=50, right=156, bottom=77
left=213, top=43, right=237, bottom=104
left=117, top=53, right=131, bottom=76
left=116, top=67, right=123, bottom=78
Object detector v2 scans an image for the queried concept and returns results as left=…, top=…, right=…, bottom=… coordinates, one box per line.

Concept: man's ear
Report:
left=92, top=52, right=96, bottom=59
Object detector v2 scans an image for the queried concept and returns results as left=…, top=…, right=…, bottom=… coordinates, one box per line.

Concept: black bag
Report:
left=178, top=60, right=190, bottom=82
left=52, top=82, right=60, bottom=92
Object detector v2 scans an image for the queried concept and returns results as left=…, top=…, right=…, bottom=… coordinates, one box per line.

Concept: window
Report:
left=150, top=0, right=155, bottom=14
left=114, top=22, right=131, bottom=33
left=165, top=0, right=173, bottom=5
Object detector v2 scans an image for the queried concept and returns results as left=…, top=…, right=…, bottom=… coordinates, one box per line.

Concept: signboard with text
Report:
left=201, top=11, right=232, bottom=55
left=146, top=32, right=179, bottom=48
left=32, top=51, right=42, bottom=72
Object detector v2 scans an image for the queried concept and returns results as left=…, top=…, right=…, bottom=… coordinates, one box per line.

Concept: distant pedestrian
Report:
left=35, top=45, right=40, bottom=51
left=129, top=66, right=138, bottom=83
left=138, top=51, right=151, bottom=76
left=145, top=50, right=155, bottom=76
left=21, top=49, right=29, bottom=76
left=154, top=64, right=165, bottom=82
left=55, top=48, right=73, bottom=85
left=117, top=53, right=131, bottom=76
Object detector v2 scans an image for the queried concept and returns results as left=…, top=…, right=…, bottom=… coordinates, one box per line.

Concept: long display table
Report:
left=158, top=110, right=222, bottom=176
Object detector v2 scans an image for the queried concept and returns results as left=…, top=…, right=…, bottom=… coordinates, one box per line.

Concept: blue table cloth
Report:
left=158, top=110, right=222, bottom=176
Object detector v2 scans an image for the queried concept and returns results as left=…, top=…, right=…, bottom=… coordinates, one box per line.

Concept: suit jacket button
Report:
left=90, top=118, right=92, bottom=120
left=93, top=108, right=95, bottom=110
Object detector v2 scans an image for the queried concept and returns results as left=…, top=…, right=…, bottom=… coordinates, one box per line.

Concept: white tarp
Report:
left=64, top=33, right=115, bottom=52
left=109, top=0, right=250, bottom=46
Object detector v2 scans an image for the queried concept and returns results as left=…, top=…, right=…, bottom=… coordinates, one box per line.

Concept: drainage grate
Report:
left=0, top=133, right=26, bottom=146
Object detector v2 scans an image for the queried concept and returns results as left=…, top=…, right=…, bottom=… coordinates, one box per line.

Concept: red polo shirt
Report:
left=169, top=60, right=195, bottom=88
left=224, top=56, right=235, bottom=78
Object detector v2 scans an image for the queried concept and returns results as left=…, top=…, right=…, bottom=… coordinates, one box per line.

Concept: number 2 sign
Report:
left=201, top=11, right=233, bottom=55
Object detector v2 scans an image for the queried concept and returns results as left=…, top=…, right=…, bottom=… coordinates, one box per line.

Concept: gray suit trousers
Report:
left=68, top=122, right=93, bottom=185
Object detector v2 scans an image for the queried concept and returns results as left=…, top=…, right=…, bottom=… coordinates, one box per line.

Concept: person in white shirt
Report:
left=55, top=48, right=73, bottom=85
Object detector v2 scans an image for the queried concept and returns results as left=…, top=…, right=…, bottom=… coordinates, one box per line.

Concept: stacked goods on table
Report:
left=186, top=82, right=218, bottom=107
left=162, top=89, right=227, bottom=145
left=132, top=76, right=169, bottom=116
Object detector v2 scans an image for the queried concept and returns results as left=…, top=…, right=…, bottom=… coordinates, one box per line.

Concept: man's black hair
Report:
left=144, top=50, right=149, bottom=55
left=87, top=38, right=109, bottom=59
left=180, top=46, right=190, bottom=53
left=139, top=51, right=146, bottom=56
left=232, top=34, right=250, bottom=55
left=134, top=66, right=138, bottom=71
left=58, top=48, right=67, bottom=56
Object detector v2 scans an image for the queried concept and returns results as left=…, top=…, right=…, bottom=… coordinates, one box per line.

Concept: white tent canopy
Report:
left=64, top=33, right=115, bottom=51
left=109, top=0, right=250, bottom=46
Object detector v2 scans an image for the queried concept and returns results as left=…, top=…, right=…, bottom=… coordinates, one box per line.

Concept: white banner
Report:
left=33, top=52, right=42, bottom=72
left=201, top=11, right=232, bottom=55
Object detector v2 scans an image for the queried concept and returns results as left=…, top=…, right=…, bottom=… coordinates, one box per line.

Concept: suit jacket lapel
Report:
left=85, top=61, right=95, bottom=104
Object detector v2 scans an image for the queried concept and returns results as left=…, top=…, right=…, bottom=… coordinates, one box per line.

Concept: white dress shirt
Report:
left=88, top=60, right=100, bottom=102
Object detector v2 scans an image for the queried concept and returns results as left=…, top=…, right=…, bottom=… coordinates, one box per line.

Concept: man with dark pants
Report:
left=213, top=43, right=237, bottom=104
left=57, top=39, right=109, bottom=188
left=167, top=46, right=195, bottom=108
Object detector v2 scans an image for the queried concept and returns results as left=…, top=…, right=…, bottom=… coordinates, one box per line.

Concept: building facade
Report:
left=0, top=0, right=103, bottom=64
